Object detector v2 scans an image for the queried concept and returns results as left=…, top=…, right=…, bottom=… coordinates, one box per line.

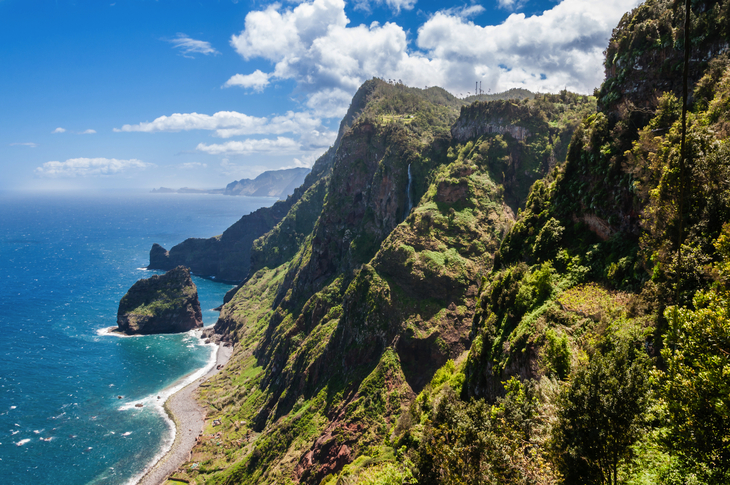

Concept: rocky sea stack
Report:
left=116, top=266, right=203, bottom=335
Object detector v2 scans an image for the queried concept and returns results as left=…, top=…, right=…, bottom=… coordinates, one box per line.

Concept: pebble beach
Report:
left=137, top=343, right=233, bottom=485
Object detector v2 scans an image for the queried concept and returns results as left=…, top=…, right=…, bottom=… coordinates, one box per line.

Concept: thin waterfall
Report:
left=404, top=163, right=413, bottom=219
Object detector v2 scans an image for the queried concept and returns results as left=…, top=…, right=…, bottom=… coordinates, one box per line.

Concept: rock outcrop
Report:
left=116, top=266, right=203, bottom=335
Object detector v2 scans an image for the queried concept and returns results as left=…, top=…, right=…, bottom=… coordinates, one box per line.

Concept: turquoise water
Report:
left=0, top=191, right=273, bottom=484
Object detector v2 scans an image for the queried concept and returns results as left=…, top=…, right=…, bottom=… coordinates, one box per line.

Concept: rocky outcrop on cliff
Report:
left=598, top=0, right=729, bottom=113
left=451, top=113, right=530, bottom=143
left=116, top=266, right=202, bottom=335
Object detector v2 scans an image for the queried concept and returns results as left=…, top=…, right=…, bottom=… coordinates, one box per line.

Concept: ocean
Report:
left=0, top=191, right=274, bottom=484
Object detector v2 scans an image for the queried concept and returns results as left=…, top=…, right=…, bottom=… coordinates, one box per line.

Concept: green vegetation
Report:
left=553, top=338, right=651, bottom=485
left=166, top=1, right=730, bottom=483
left=659, top=224, right=730, bottom=483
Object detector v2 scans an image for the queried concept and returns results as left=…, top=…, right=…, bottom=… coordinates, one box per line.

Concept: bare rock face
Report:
left=116, top=266, right=203, bottom=335
left=450, top=101, right=531, bottom=144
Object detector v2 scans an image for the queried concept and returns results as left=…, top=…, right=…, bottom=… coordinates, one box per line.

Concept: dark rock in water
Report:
left=116, top=266, right=203, bottom=335
left=148, top=243, right=169, bottom=268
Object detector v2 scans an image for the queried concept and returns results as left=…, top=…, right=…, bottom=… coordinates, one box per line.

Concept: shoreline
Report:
left=135, top=340, right=233, bottom=485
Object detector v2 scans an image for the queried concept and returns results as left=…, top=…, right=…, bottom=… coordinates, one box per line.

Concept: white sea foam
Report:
left=15, top=439, right=30, bottom=446
left=11, top=430, right=19, bottom=435
left=9, top=406, right=16, bottom=410
left=121, top=431, right=132, bottom=436
left=117, top=330, right=214, bottom=413
left=96, top=327, right=143, bottom=338
left=122, top=329, right=218, bottom=485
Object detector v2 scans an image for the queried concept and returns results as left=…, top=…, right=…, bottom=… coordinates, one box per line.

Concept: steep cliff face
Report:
left=170, top=79, right=594, bottom=485
left=116, top=266, right=202, bottom=335
left=145, top=81, right=382, bottom=285
left=599, top=0, right=729, bottom=113
left=451, top=95, right=595, bottom=210
left=147, top=201, right=290, bottom=283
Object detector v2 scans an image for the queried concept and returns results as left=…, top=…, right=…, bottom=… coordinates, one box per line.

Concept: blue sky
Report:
left=0, top=0, right=641, bottom=191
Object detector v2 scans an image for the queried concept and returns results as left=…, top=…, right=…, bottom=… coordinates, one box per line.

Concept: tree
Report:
left=418, top=382, right=559, bottom=485
left=661, top=224, right=730, bottom=483
left=553, top=339, right=651, bottom=484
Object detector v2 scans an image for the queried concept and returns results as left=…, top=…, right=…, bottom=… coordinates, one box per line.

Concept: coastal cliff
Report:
left=146, top=201, right=292, bottom=283
left=145, top=1, right=730, bottom=482
left=116, top=266, right=202, bottom=335
left=145, top=82, right=371, bottom=283
left=171, top=78, right=596, bottom=483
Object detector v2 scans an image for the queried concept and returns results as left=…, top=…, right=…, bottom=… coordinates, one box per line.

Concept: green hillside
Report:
left=162, top=1, right=730, bottom=484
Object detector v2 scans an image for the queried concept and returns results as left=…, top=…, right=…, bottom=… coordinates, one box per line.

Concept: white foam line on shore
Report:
left=122, top=328, right=218, bottom=485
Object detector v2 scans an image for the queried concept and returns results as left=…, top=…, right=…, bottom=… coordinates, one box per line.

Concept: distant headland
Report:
left=151, top=167, right=310, bottom=200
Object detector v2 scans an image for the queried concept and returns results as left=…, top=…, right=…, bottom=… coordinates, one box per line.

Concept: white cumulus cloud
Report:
left=35, top=158, right=151, bottom=177
left=196, top=137, right=300, bottom=155
left=224, top=70, right=271, bottom=92
left=416, top=0, right=640, bottom=95
left=228, top=0, right=641, bottom=116
left=80, top=129, right=96, bottom=134
left=116, top=111, right=265, bottom=134
left=166, top=33, right=220, bottom=57
left=115, top=110, right=324, bottom=139
left=52, top=127, right=66, bottom=134
left=288, top=154, right=320, bottom=169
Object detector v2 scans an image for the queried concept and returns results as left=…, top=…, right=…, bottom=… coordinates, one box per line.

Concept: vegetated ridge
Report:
left=160, top=1, right=730, bottom=483
left=166, top=83, right=591, bottom=482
